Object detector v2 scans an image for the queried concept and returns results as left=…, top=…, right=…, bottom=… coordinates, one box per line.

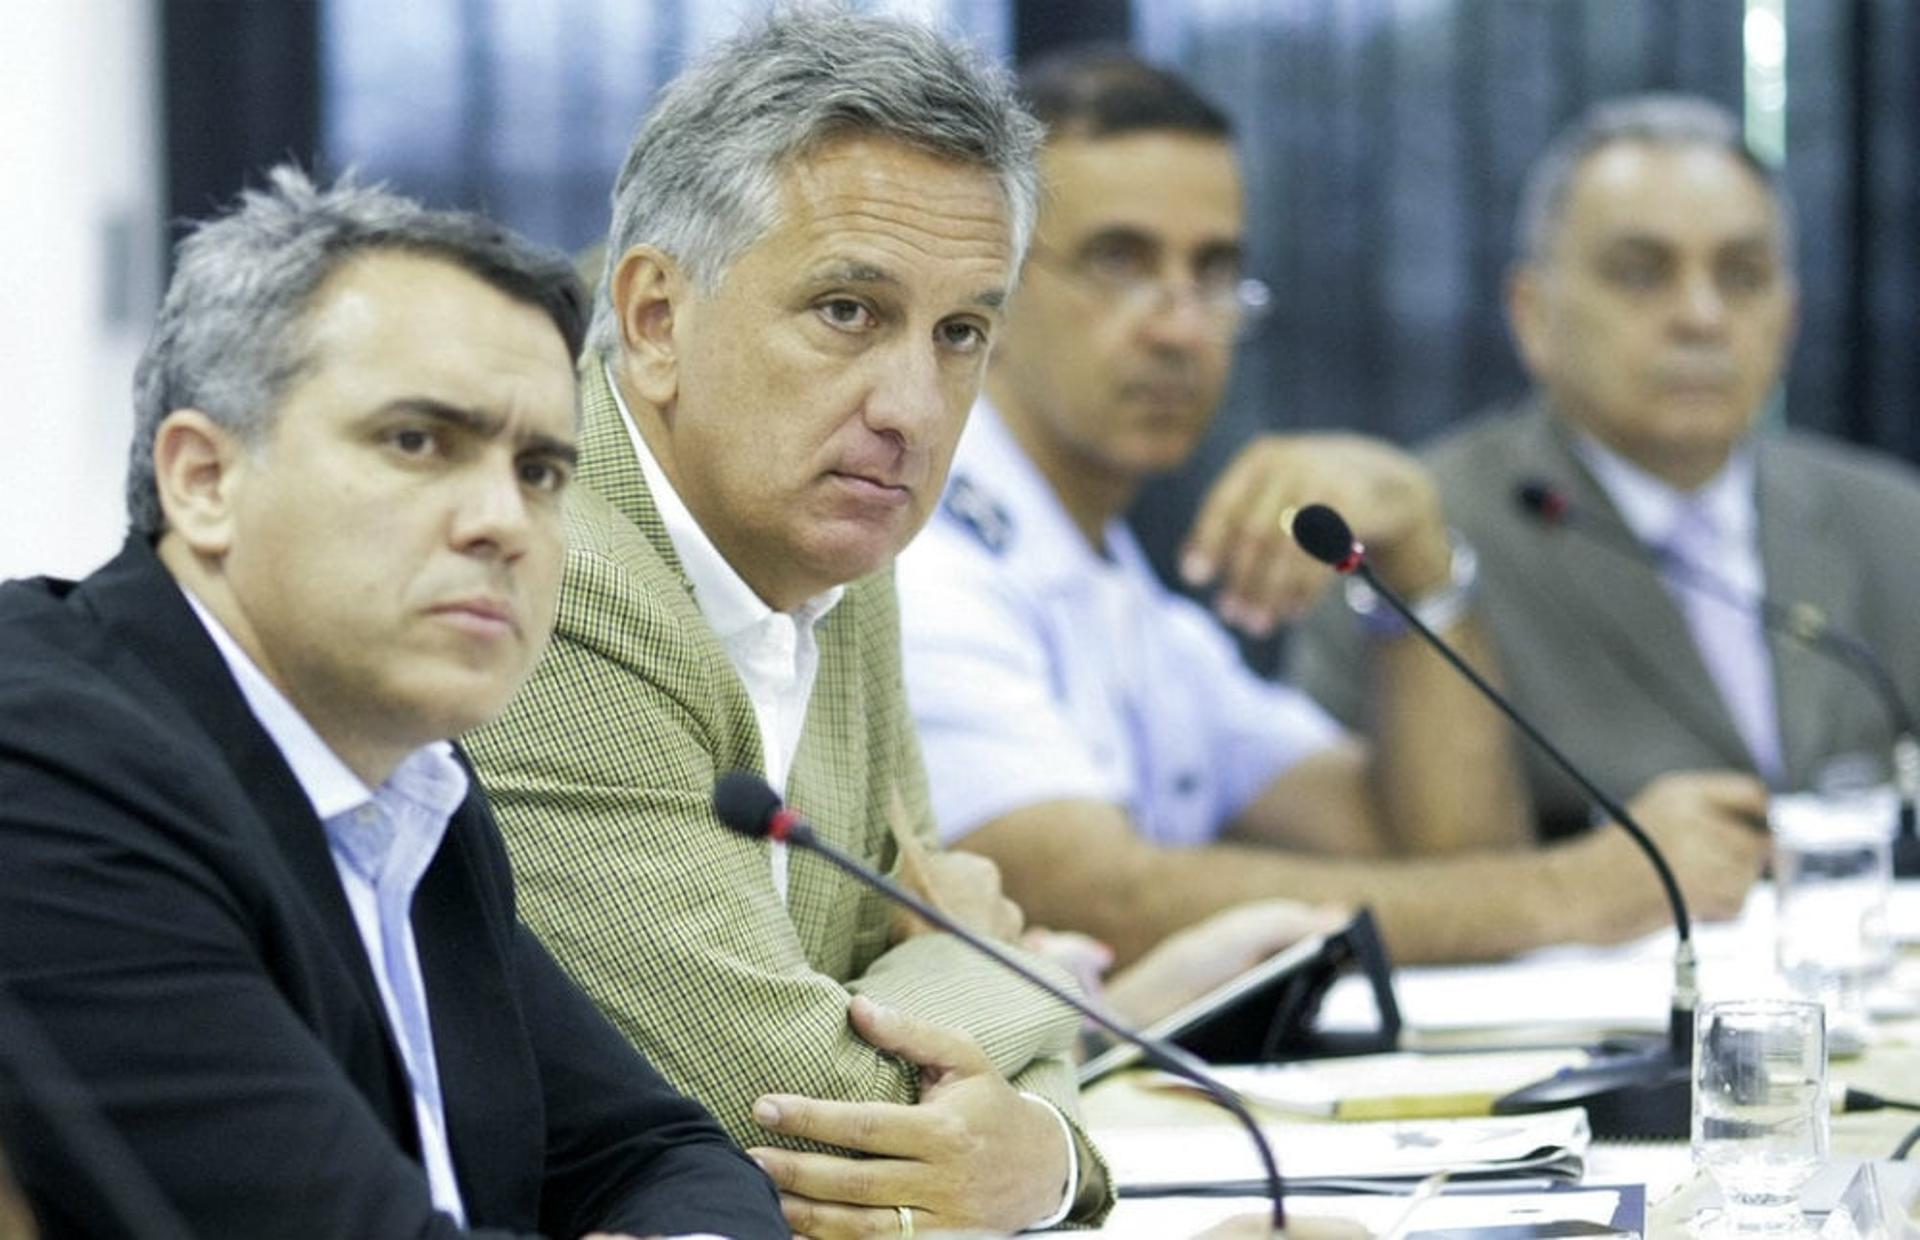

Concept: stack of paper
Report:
left=1146, top=1050, right=1589, bottom=1120
left=1100, top=1106, right=1592, bottom=1196
left=1041, top=1187, right=1636, bottom=1239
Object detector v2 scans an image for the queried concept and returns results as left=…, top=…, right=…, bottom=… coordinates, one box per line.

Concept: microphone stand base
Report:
left=1492, top=1048, right=1690, bottom=1140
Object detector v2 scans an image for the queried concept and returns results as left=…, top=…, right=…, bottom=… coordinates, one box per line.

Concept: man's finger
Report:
left=886, top=784, right=945, bottom=910
left=1702, top=782, right=1771, bottom=823
left=847, top=995, right=992, bottom=1075
left=1660, top=769, right=1770, bottom=804
left=1214, top=473, right=1299, bottom=607
left=749, top=1093, right=936, bottom=1157
left=1183, top=450, right=1267, bottom=585
left=778, top=1191, right=922, bottom=1240
left=748, top=1145, right=917, bottom=1206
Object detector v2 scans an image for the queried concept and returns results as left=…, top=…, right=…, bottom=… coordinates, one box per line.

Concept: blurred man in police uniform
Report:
left=896, top=54, right=1769, bottom=982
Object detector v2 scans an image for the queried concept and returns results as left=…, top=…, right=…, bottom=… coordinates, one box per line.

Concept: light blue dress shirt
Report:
left=185, top=593, right=471, bottom=1225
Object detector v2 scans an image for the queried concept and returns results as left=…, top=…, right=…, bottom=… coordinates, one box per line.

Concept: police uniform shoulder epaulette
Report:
left=941, top=473, right=1015, bottom=556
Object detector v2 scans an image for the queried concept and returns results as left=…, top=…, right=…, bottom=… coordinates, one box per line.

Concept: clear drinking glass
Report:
left=1692, top=998, right=1829, bottom=1235
left=1771, top=784, right=1895, bottom=1050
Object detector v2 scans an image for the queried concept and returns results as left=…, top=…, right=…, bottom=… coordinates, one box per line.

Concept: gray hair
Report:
left=588, top=6, right=1042, bottom=353
left=128, top=165, right=586, bottom=536
left=1514, top=93, right=1792, bottom=263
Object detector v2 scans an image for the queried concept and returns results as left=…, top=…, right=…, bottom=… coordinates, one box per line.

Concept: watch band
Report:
left=1343, top=532, right=1479, bottom=639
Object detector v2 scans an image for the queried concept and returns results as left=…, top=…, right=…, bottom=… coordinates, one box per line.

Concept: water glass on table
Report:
left=1691, top=998, right=1829, bottom=1236
left=1771, top=783, right=1896, bottom=1051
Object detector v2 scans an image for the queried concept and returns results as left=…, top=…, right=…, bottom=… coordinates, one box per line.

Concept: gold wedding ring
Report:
left=895, top=1204, right=915, bottom=1237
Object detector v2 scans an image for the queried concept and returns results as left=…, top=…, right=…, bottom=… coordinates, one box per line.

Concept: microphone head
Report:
left=713, top=771, right=783, bottom=840
left=1289, top=503, right=1361, bottom=572
left=1515, top=480, right=1568, bottom=524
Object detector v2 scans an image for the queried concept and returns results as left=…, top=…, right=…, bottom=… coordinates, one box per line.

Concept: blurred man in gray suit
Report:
left=1295, top=94, right=1920, bottom=846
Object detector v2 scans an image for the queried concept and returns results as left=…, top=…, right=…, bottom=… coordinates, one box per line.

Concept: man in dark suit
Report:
left=0, top=167, right=784, bottom=1239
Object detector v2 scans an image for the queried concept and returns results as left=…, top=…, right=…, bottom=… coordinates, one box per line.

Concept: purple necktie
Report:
left=1661, top=499, right=1783, bottom=782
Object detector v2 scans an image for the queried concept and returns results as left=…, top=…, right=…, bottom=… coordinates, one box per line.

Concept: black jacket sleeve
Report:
left=512, top=930, right=786, bottom=1240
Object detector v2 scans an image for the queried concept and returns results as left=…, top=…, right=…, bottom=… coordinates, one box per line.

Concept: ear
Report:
left=152, top=410, right=247, bottom=557
left=1504, top=262, right=1552, bottom=379
left=608, top=244, right=686, bottom=410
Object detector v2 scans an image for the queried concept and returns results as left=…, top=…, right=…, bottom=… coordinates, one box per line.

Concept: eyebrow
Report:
left=1076, top=227, right=1245, bottom=267
left=811, top=260, right=1007, bottom=311
left=1078, top=225, right=1156, bottom=250
left=1598, top=230, right=1776, bottom=254
left=378, top=398, right=579, bottom=466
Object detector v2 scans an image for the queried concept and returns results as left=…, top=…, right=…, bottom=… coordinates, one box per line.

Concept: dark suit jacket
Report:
left=0, top=537, right=786, bottom=1239
left=1293, top=400, right=1920, bottom=840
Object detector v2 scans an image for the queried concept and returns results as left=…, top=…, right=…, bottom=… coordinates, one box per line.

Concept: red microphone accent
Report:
left=1335, top=542, right=1365, bottom=576
left=1516, top=481, right=1569, bottom=525
left=767, top=808, right=801, bottom=844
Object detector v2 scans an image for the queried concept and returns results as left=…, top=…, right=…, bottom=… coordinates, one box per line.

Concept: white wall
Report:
left=0, top=0, right=161, bottom=581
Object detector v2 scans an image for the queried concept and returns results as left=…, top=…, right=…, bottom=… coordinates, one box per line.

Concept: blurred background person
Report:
left=896, top=53, right=1767, bottom=982
left=1293, top=94, right=1920, bottom=847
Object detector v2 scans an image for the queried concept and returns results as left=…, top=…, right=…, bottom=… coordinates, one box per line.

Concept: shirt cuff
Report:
left=1019, top=1091, right=1079, bottom=1231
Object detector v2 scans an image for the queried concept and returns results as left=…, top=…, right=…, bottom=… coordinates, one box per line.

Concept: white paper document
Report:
left=1099, top=1107, right=1592, bottom=1192
left=1043, top=1188, right=1627, bottom=1239
left=1146, top=1050, right=1590, bottom=1118
left=1320, top=887, right=1808, bottom=1036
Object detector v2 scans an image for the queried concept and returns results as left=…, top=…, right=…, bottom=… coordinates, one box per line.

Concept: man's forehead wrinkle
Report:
left=788, top=206, right=1014, bottom=270
left=798, top=197, right=1011, bottom=241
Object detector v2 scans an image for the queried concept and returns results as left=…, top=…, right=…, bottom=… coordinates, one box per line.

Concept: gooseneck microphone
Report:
left=1517, top=479, right=1920, bottom=872
left=711, top=772, right=1290, bottom=1233
left=1290, top=503, right=1696, bottom=1138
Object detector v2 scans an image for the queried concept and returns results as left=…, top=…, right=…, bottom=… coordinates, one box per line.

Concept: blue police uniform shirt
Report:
left=897, top=401, right=1344, bottom=847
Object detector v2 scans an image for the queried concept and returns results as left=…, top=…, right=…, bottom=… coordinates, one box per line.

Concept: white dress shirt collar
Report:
left=181, top=591, right=466, bottom=819
left=602, top=361, right=843, bottom=638
left=604, top=364, right=843, bottom=904
left=1573, top=431, right=1758, bottom=549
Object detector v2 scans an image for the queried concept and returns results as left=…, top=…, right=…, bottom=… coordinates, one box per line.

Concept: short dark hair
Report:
left=129, top=166, right=586, bottom=537
left=1018, top=46, right=1233, bottom=142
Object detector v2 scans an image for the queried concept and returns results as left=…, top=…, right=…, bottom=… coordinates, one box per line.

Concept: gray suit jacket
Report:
left=1291, top=399, right=1920, bottom=840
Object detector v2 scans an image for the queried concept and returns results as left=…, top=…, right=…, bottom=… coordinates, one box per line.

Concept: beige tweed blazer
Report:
left=465, top=362, right=1107, bottom=1220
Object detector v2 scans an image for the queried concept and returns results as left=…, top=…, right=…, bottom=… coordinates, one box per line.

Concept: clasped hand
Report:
left=747, top=995, right=1071, bottom=1239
